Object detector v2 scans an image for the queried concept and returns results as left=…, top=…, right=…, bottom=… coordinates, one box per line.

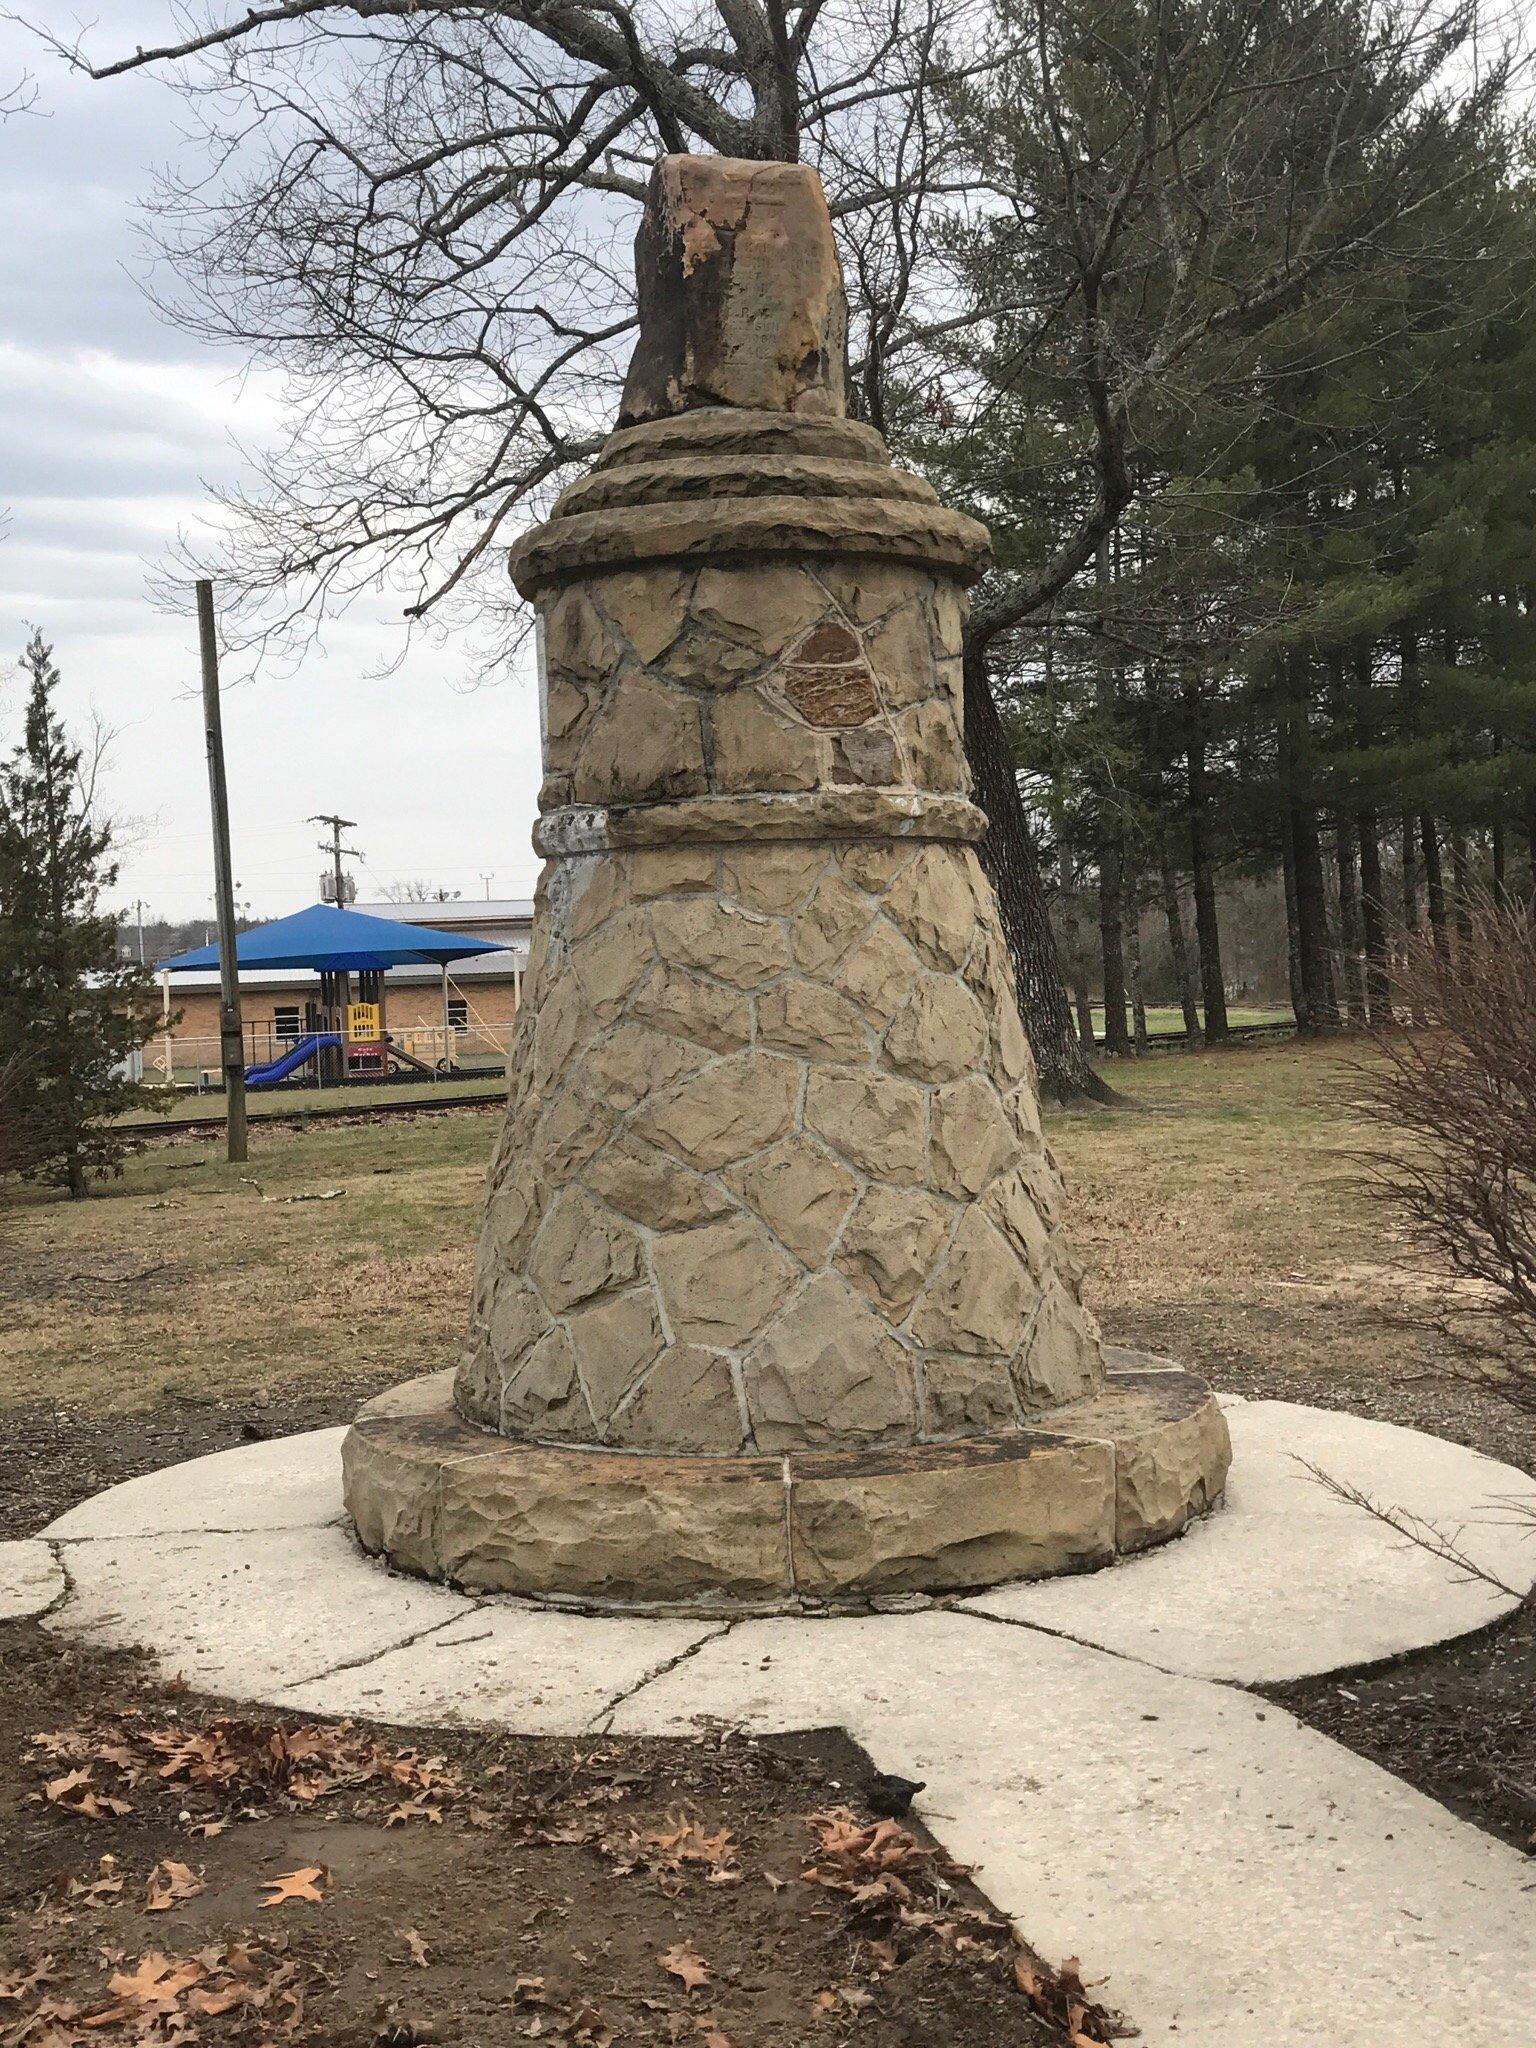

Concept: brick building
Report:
left=152, top=898, right=532, bottom=1086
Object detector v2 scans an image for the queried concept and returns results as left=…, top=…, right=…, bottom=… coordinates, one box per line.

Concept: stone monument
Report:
left=344, top=155, right=1230, bottom=1607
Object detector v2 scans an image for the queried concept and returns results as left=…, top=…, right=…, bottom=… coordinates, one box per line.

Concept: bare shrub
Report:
left=1355, top=890, right=1536, bottom=1410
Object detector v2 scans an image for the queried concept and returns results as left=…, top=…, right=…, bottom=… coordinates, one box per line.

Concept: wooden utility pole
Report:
left=310, top=813, right=361, bottom=903
left=196, top=580, right=248, bottom=1163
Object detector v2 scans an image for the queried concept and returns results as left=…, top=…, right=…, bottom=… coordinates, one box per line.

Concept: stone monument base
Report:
left=342, top=1350, right=1230, bottom=1611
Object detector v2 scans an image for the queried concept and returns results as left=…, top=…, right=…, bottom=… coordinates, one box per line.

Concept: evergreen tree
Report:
left=915, top=0, right=1535, bottom=1050
left=0, top=633, right=164, bottom=1196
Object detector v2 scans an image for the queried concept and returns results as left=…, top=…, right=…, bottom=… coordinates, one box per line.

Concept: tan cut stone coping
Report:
left=555, top=454, right=945, bottom=518
left=532, top=789, right=990, bottom=858
left=510, top=494, right=991, bottom=597
left=598, top=408, right=890, bottom=470
left=343, top=1358, right=1231, bottom=1612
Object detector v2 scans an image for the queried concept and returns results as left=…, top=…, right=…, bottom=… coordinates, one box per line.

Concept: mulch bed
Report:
left=0, top=1622, right=1119, bottom=2048
left=1262, top=1603, right=1536, bottom=1855
left=0, top=1387, right=394, bottom=1543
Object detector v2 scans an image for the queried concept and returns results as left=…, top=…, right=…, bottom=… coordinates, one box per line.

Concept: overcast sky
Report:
left=0, top=5, right=545, bottom=921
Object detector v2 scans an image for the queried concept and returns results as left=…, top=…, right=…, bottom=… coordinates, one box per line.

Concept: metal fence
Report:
left=144, top=1023, right=509, bottom=1092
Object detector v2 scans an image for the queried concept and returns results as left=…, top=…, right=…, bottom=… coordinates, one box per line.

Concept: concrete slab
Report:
left=44, top=1522, right=476, bottom=1698
left=608, top=1610, right=1536, bottom=2048
left=46, top=1427, right=346, bottom=1540
left=962, top=1399, right=1536, bottom=1682
left=280, top=1604, right=726, bottom=1732
left=36, top=1412, right=1536, bottom=2047
left=0, top=1539, right=64, bottom=1620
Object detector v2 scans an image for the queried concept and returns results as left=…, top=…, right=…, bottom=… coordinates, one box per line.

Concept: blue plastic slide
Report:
left=244, top=1032, right=341, bottom=1089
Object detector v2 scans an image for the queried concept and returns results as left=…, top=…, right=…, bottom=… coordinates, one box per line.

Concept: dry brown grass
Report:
left=0, top=1109, right=499, bottom=1412
left=1052, top=1039, right=1447, bottom=1388
left=0, top=1042, right=1457, bottom=1418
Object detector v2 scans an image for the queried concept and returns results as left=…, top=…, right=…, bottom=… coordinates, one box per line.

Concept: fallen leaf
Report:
left=259, top=1865, right=328, bottom=1909
left=660, top=1942, right=709, bottom=1994
left=1012, top=1951, right=1041, bottom=1987
left=0, top=1957, right=57, bottom=2002
left=84, top=1951, right=204, bottom=2025
left=44, top=1768, right=93, bottom=1803
left=145, top=1859, right=205, bottom=1913
left=401, top=1928, right=429, bottom=1968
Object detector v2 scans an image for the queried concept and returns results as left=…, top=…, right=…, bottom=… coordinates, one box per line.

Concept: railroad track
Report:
left=121, top=1089, right=506, bottom=1139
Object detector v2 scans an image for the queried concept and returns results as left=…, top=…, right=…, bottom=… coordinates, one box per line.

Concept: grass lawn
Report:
left=1054, top=1037, right=1412, bottom=1385
left=1, top=1037, right=1429, bottom=1418
left=1084, top=1002, right=1291, bottom=1037
left=0, top=1104, right=502, bottom=1413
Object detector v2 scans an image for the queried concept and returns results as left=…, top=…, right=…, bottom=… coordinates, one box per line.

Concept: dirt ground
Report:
left=1, top=1041, right=1532, bottom=1865
left=0, top=1621, right=1113, bottom=2048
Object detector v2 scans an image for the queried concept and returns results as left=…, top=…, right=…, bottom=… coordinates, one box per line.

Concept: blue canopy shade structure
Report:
left=159, top=902, right=503, bottom=976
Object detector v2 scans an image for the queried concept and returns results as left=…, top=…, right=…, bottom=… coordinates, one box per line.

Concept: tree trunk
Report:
left=1492, top=820, right=1507, bottom=907
left=1097, top=835, right=1132, bottom=1055
left=1185, top=683, right=1230, bottom=1042
left=1292, top=801, right=1340, bottom=1029
left=1357, top=808, right=1391, bottom=1026
left=1422, top=816, right=1448, bottom=953
left=1282, top=810, right=1308, bottom=1029
left=961, top=647, right=1117, bottom=1103
left=1449, top=831, right=1473, bottom=957
left=1125, top=875, right=1148, bottom=1052
left=1073, top=981, right=1097, bottom=1052
left=1158, top=844, right=1202, bottom=1041
left=1334, top=816, right=1365, bottom=1025
left=1093, top=539, right=1131, bottom=1056
left=1401, top=810, right=1420, bottom=930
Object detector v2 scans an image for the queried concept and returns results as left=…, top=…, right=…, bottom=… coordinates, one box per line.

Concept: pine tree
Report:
left=0, top=632, right=164, bottom=1196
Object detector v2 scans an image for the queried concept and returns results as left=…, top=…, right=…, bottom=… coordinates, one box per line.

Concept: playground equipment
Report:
left=245, top=1031, right=342, bottom=1089
left=160, top=903, right=504, bottom=1092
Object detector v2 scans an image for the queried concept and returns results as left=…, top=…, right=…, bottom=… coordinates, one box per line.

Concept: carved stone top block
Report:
left=619, top=155, right=849, bottom=425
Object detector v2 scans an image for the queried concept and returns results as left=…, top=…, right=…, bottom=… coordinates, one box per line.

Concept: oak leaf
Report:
left=145, top=1859, right=205, bottom=1913
left=259, top=1865, right=328, bottom=1909
left=660, top=1942, right=709, bottom=1994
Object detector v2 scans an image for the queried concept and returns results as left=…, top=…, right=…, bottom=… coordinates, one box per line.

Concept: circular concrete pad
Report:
left=342, top=1356, right=1231, bottom=1607
left=965, top=1395, right=1536, bottom=1681
left=32, top=1402, right=1536, bottom=2048
left=38, top=1395, right=1534, bottom=1694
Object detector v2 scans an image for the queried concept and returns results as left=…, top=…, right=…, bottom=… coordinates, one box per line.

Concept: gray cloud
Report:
left=0, top=7, right=545, bottom=920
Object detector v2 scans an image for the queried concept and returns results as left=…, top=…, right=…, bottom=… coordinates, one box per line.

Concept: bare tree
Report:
left=31, top=0, right=1517, bottom=1102
left=382, top=879, right=464, bottom=904
left=1355, top=892, right=1536, bottom=1411
left=36, top=1, right=982, bottom=659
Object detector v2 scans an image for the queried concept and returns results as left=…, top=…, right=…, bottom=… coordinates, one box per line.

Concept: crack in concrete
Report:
left=585, top=1620, right=741, bottom=1733
left=33, top=1539, right=76, bottom=1623
left=274, top=1601, right=494, bottom=1695
left=956, top=1600, right=1212, bottom=1685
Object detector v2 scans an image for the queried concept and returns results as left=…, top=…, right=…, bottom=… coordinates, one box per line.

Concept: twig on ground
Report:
left=1300, top=1459, right=1533, bottom=1604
